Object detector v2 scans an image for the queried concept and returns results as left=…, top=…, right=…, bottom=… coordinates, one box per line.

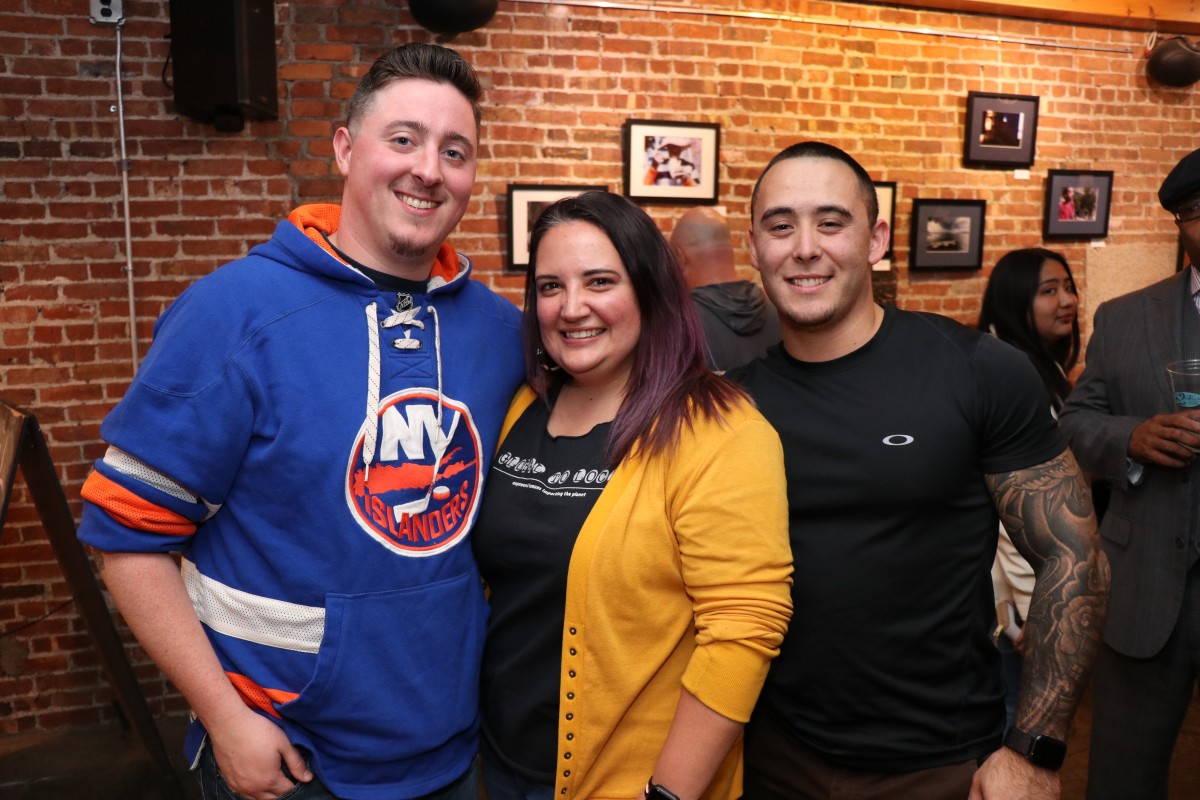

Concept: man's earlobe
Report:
left=869, top=220, right=891, bottom=264
left=332, top=127, right=353, bottom=174
left=670, top=245, right=685, bottom=269
left=748, top=230, right=761, bottom=272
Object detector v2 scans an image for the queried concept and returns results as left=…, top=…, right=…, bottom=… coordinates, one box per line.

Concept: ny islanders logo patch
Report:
left=345, top=389, right=482, bottom=556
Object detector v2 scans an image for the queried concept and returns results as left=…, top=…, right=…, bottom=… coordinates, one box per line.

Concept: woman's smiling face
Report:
left=533, top=221, right=642, bottom=394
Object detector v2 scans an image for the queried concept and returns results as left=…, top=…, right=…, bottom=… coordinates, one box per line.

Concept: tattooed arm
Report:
left=969, top=447, right=1110, bottom=800
left=987, top=447, right=1109, bottom=735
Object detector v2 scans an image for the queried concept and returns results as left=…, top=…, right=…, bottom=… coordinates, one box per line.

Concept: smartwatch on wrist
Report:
left=644, top=778, right=681, bottom=800
left=1003, top=726, right=1068, bottom=770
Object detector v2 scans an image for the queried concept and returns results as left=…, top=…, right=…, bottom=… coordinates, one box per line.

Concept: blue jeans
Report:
left=197, top=740, right=328, bottom=800
left=198, top=740, right=481, bottom=800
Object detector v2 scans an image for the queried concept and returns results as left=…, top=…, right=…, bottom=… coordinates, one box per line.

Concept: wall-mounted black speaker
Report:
left=168, top=0, right=279, bottom=131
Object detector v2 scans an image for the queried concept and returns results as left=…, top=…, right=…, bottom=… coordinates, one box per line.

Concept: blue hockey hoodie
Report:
left=79, top=204, right=524, bottom=798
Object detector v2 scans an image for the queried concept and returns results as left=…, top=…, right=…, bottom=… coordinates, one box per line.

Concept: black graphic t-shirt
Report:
left=473, top=398, right=612, bottom=782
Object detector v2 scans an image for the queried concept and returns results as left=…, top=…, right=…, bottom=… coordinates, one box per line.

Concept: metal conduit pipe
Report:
left=114, top=21, right=139, bottom=374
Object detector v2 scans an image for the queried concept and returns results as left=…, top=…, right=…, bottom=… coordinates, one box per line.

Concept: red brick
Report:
left=1, top=0, right=1192, bottom=740
left=294, top=43, right=357, bottom=62
left=278, top=62, right=334, bottom=80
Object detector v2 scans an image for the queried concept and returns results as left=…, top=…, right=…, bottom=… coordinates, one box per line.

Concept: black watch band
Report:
left=644, top=778, right=681, bottom=800
left=1003, top=726, right=1067, bottom=771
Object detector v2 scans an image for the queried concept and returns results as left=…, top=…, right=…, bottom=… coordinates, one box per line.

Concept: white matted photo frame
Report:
left=909, top=199, right=987, bottom=271
left=1042, top=169, right=1114, bottom=239
left=506, top=184, right=607, bottom=270
left=874, top=181, right=897, bottom=266
left=963, top=91, right=1039, bottom=169
left=622, top=119, right=720, bottom=204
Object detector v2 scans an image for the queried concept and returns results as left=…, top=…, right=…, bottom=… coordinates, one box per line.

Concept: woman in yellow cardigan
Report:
left=472, top=191, right=793, bottom=800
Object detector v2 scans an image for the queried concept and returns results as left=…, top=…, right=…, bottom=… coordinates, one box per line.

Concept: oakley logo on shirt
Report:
left=882, top=434, right=916, bottom=446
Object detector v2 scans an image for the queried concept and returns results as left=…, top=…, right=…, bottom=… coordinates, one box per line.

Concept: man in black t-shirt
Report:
left=733, top=142, right=1109, bottom=800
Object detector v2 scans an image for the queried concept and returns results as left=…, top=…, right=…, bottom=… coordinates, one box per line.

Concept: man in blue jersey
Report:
left=733, top=141, right=1108, bottom=800
left=77, top=43, right=523, bottom=800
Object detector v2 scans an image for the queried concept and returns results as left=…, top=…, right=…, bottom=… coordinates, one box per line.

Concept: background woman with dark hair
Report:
left=978, top=246, right=1082, bottom=729
left=979, top=247, right=1080, bottom=413
left=472, top=191, right=793, bottom=800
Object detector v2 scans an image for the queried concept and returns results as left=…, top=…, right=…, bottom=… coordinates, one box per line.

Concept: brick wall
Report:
left=0, top=0, right=1194, bottom=734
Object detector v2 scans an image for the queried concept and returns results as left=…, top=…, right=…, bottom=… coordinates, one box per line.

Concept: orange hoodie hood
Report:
left=286, top=203, right=463, bottom=285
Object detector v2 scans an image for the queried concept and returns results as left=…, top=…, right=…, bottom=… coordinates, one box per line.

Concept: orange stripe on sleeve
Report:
left=81, top=471, right=197, bottom=536
left=226, top=672, right=300, bottom=719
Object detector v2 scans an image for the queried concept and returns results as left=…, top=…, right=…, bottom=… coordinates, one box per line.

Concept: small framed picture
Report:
left=622, top=119, right=720, bottom=204
left=874, top=181, right=897, bottom=263
left=1042, top=169, right=1114, bottom=239
left=963, top=91, right=1039, bottom=169
left=909, top=199, right=987, bottom=271
left=506, top=184, right=607, bottom=270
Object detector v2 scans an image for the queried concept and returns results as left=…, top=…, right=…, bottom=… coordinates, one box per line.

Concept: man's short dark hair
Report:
left=751, top=141, right=879, bottom=225
left=347, top=43, right=482, bottom=130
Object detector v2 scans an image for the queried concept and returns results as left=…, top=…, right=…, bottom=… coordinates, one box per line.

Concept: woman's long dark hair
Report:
left=522, top=191, right=747, bottom=467
left=978, top=247, right=1080, bottom=409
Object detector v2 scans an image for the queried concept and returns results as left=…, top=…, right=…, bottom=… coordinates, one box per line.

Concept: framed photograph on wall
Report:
left=874, top=181, right=897, bottom=262
left=506, top=184, right=607, bottom=270
left=1042, top=169, right=1114, bottom=239
left=963, top=92, right=1039, bottom=169
left=622, top=119, right=720, bottom=204
left=909, top=199, right=987, bottom=270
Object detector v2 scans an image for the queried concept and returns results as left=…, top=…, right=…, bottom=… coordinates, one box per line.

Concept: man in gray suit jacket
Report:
left=1059, top=147, right=1200, bottom=800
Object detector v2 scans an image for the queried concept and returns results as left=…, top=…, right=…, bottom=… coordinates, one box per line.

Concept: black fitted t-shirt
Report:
left=730, top=305, right=1065, bottom=772
left=472, top=399, right=612, bottom=783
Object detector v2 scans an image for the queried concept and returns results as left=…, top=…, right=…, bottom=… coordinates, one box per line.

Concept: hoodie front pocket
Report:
left=278, top=569, right=487, bottom=765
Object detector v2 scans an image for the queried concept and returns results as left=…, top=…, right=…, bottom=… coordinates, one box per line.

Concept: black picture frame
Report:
left=963, top=91, right=1039, bottom=169
left=506, top=184, right=607, bottom=270
left=874, top=181, right=897, bottom=262
left=1042, top=170, right=1114, bottom=239
left=909, top=199, right=987, bottom=271
left=622, top=119, right=720, bottom=204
